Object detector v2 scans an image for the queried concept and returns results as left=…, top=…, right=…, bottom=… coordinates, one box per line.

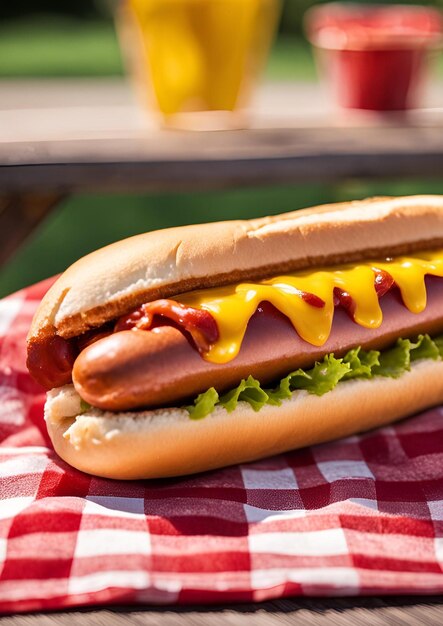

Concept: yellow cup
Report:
left=118, top=0, right=281, bottom=129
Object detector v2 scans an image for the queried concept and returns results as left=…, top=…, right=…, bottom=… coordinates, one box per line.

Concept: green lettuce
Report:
left=80, top=399, right=92, bottom=413
left=187, top=387, right=219, bottom=420
left=186, top=333, right=443, bottom=420
left=410, top=334, right=440, bottom=362
left=434, top=336, right=443, bottom=358
left=372, top=338, right=412, bottom=379
left=219, top=376, right=269, bottom=413
left=342, top=347, right=380, bottom=380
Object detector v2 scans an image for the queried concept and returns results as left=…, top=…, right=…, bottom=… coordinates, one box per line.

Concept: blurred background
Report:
left=2, top=0, right=443, bottom=297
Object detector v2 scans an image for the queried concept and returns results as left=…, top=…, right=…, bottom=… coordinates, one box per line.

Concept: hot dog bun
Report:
left=28, top=195, right=443, bottom=480
left=46, top=358, right=443, bottom=480
left=28, top=195, right=443, bottom=342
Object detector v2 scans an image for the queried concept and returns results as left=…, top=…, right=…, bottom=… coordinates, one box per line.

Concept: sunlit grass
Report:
left=0, top=17, right=124, bottom=77
left=265, top=36, right=316, bottom=81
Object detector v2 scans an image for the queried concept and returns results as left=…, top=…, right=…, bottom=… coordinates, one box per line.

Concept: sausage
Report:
left=72, top=277, right=443, bottom=411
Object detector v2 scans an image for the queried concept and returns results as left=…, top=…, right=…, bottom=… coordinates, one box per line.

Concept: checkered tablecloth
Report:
left=1, top=277, right=443, bottom=614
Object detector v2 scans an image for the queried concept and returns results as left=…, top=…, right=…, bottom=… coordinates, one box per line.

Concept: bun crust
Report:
left=45, top=359, right=443, bottom=480
left=29, top=195, right=443, bottom=342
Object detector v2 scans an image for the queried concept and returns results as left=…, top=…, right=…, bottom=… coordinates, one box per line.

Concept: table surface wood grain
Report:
left=1, top=79, right=443, bottom=192
left=2, top=596, right=443, bottom=625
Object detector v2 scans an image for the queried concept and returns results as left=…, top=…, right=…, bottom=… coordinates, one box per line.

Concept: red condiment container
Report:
left=305, top=3, right=443, bottom=111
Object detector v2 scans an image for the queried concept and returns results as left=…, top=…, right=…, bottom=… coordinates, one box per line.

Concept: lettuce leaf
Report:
left=342, top=347, right=380, bottom=380
left=288, top=355, right=351, bottom=396
left=219, top=375, right=269, bottom=413
left=372, top=338, right=412, bottom=378
left=80, top=399, right=92, bottom=413
left=185, top=333, right=443, bottom=419
left=410, top=334, right=440, bottom=362
left=187, top=387, right=219, bottom=420
left=434, top=335, right=443, bottom=358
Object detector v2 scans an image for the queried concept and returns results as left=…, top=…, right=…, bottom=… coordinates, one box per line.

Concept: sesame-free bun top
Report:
left=29, top=195, right=443, bottom=342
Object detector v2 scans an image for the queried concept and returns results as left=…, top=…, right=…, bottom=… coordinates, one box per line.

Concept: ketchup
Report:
left=115, top=299, right=219, bottom=354
left=26, top=335, right=78, bottom=390
left=333, top=269, right=394, bottom=320
left=374, top=268, right=395, bottom=297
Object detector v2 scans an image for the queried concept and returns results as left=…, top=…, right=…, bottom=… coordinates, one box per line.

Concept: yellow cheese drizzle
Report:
left=176, top=250, right=443, bottom=364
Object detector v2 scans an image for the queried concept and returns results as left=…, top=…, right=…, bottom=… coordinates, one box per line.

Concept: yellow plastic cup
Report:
left=117, top=0, right=281, bottom=129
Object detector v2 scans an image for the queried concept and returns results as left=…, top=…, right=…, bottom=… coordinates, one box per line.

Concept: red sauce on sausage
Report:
left=115, top=299, right=219, bottom=353
left=26, top=335, right=78, bottom=390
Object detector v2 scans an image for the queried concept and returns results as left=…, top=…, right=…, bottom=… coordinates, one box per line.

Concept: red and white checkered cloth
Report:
left=1, top=277, right=443, bottom=614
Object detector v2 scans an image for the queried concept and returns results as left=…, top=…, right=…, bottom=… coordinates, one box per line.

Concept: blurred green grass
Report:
left=0, top=18, right=125, bottom=77
left=1, top=17, right=443, bottom=80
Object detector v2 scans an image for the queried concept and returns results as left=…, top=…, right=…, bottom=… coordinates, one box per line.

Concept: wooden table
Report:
left=3, top=596, right=443, bottom=625
left=2, top=79, right=443, bottom=622
left=1, top=78, right=443, bottom=264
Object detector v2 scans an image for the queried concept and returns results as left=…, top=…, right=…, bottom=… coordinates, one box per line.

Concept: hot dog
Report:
left=27, top=196, right=443, bottom=479
left=73, top=279, right=443, bottom=411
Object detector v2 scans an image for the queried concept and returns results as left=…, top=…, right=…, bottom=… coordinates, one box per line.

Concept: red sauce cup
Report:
left=305, top=3, right=443, bottom=111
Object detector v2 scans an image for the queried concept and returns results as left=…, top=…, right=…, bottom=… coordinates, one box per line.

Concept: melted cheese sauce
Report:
left=176, top=250, right=443, bottom=364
